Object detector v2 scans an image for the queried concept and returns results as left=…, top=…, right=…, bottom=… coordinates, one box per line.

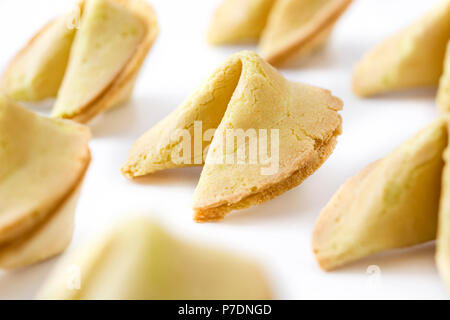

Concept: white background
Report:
left=0, top=0, right=447, bottom=299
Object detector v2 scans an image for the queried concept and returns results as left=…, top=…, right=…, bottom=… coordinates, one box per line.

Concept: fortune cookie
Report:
left=37, top=217, right=272, bottom=300
left=208, top=0, right=353, bottom=66
left=1, top=0, right=158, bottom=123
left=313, top=118, right=448, bottom=271
left=0, top=14, right=76, bottom=102
left=0, top=94, right=91, bottom=269
left=353, top=0, right=450, bottom=97
left=122, top=51, right=342, bottom=222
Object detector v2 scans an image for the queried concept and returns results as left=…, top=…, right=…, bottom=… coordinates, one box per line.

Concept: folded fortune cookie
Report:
left=313, top=118, right=448, bottom=271
left=0, top=94, right=91, bottom=269
left=1, top=0, right=159, bottom=123
left=37, top=217, right=272, bottom=300
left=353, top=0, right=450, bottom=97
left=122, top=51, right=342, bottom=222
left=208, top=0, right=353, bottom=66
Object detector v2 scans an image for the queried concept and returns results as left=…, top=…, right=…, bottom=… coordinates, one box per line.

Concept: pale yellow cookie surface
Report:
left=438, top=41, right=450, bottom=113
left=122, top=51, right=342, bottom=221
left=37, top=217, right=272, bottom=300
left=0, top=94, right=91, bottom=268
left=353, top=0, right=450, bottom=97
left=313, top=119, right=447, bottom=270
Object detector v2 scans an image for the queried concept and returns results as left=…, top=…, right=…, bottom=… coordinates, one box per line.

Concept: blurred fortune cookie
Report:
left=353, top=0, right=450, bottom=110
left=438, top=41, right=450, bottom=113
left=208, top=0, right=353, bottom=66
left=0, top=94, right=91, bottom=269
left=1, top=0, right=159, bottom=123
left=37, top=217, right=272, bottom=300
left=437, top=123, right=450, bottom=292
left=122, top=51, right=342, bottom=222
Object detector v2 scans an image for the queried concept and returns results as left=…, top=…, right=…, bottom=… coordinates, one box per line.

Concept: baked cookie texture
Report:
left=208, top=0, right=352, bottom=66
left=1, top=0, right=158, bottom=123
left=353, top=0, right=450, bottom=97
left=122, top=51, right=342, bottom=222
left=438, top=41, right=450, bottom=113
left=0, top=94, right=91, bottom=269
left=37, top=217, right=272, bottom=300
left=437, top=127, right=450, bottom=291
left=313, top=118, right=448, bottom=271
